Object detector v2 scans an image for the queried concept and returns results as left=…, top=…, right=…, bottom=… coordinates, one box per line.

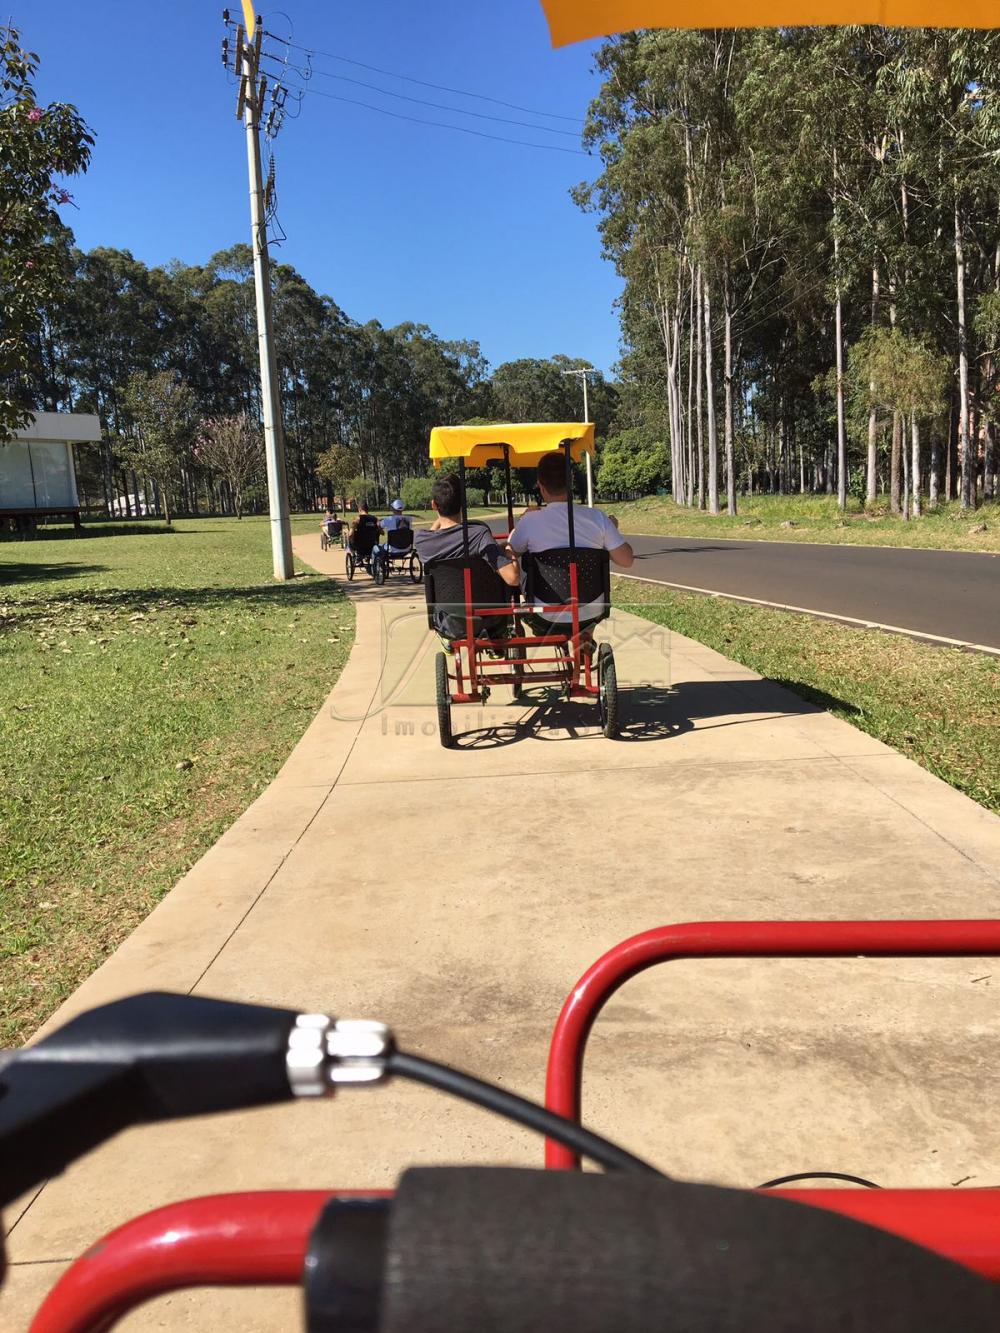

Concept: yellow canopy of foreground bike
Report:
left=429, top=422, right=595, bottom=470
left=539, top=0, right=1000, bottom=46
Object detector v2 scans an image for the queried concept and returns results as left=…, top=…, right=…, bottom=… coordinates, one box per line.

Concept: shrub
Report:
left=401, top=476, right=434, bottom=510
left=347, top=475, right=378, bottom=506
left=465, top=486, right=485, bottom=507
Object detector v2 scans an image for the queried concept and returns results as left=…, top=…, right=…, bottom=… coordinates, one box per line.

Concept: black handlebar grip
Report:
left=378, top=1168, right=1000, bottom=1333
left=0, top=992, right=300, bottom=1207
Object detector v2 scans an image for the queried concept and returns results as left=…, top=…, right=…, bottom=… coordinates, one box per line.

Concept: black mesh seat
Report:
left=522, top=547, right=611, bottom=624
left=424, top=557, right=516, bottom=639
left=385, top=527, right=414, bottom=555
left=350, top=525, right=379, bottom=561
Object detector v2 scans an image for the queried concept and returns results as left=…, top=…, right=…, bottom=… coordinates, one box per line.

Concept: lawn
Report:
left=605, top=494, right=1000, bottom=552
left=1, top=517, right=353, bottom=1044
left=617, top=578, right=1000, bottom=814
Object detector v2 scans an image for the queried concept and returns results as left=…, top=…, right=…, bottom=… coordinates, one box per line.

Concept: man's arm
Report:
left=609, top=542, right=634, bottom=569
left=498, top=556, right=520, bottom=588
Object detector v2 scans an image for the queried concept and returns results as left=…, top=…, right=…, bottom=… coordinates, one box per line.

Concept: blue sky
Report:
left=26, top=0, right=623, bottom=376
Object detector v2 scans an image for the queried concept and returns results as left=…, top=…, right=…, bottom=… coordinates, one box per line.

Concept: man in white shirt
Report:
left=508, top=451, right=634, bottom=630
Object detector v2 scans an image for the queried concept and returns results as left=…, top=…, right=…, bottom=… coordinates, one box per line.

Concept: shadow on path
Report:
left=452, top=676, right=858, bottom=750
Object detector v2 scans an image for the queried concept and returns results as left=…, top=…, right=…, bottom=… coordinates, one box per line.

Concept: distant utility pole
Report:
left=223, top=4, right=293, bottom=580
left=562, top=366, right=598, bottom=506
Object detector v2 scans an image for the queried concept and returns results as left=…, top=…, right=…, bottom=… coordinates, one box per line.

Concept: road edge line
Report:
left=614, top=572, right=1000, bottom=657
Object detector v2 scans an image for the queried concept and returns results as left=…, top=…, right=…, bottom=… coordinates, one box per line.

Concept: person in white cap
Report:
left=372, top=498, right=412, bottom=573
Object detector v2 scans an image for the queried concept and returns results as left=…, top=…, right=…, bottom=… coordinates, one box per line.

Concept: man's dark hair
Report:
left=432, top=472, right=463, bottom=519
left=536, top=451, right=569, bottom=495
left=359, top=502, right=369, bottom=513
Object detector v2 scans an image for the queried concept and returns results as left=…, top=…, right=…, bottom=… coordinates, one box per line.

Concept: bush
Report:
left=401, top=476, right=434, bottom=510
left=465, top=486, right=485, bottom=507
left=347, top=475, right=378, bottom=506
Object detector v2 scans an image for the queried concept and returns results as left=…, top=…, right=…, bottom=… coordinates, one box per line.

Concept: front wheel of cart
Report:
left=435, top=652, right=453, bottom=747
left=374, top=555, right=387, bottom=586
left=409, top=551, right=423, bottom=583
left=346, top=550, right=356, bottom=581
left=598, top=642, right=619, bottom=738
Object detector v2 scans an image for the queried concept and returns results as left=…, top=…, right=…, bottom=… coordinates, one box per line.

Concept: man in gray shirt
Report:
left=416, top=473, right=520, bottom=640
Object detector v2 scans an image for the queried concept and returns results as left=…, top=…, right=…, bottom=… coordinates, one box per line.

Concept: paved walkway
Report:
left=5, top=532, right=1000, bottom=1329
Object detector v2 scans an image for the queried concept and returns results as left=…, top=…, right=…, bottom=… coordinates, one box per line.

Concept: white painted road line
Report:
left=615, top=571, right=1000, bottom=657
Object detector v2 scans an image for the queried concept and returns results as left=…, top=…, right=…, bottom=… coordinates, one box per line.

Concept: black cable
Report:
left=275, top=78, right=591, bottom=158
left=387, top=1050, right=661, bottom=1175
left=758, top=1171, right=881, bottom=1190
left=266, top=33, right=583, bottom=124
left=260, top=52, right=582, bottom=139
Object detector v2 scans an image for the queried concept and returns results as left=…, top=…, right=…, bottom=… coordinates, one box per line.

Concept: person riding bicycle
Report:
left=320, top=508, right=343, bottom=548
left=373, top=499, right=412, bottom=572
left=348, top=503, right=381, bottom=569
left=508, top=451, right=634, bottom=633
left=416, top=473, right=519, bottom=642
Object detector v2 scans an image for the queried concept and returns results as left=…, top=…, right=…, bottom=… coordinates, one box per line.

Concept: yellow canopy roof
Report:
left=540, top=0, right=998, bottom=44
left=429, top=422, right=595, bottom=469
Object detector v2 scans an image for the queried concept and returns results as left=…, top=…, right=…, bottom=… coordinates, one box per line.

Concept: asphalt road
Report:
left=622, top=533, right=1000, bottom=650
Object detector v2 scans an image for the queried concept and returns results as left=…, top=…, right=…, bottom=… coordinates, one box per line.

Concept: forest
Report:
left=12, top=230, right=617, bottom=517
left=9, top=25, right=1000, bottom=518
left=582, top=27, right=1000, bottom=513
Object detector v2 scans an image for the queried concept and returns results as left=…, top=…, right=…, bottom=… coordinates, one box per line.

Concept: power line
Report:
left=276, top=76, right=591, bottom=157
left=260, top=51, right=582, bottom=139
left=266, top=33, right=583, bottom=125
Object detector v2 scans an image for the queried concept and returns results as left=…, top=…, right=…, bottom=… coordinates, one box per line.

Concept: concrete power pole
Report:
left=562, top=367, right=598, bottom=506
left=229, top=7, right=294, bottom=580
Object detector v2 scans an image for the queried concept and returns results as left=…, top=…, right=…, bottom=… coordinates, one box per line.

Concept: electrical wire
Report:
left=266, top=32, right=583, bottom=124
left=260, top=51, right=582, bottom=139
left=758, top=1171, right=881, bottom=1189
left=275, top=77, right=591, bottom=158
left=387, top=1050, right=661, bottom=1175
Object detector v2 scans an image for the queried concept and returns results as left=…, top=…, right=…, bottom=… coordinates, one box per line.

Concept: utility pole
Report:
left=562, top=366, right=598, bottom=506
left=226, top=6, right=294, bottom=580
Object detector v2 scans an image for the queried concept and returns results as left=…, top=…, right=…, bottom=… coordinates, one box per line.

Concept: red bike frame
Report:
left=29, top=1191, right=390, bottom=1333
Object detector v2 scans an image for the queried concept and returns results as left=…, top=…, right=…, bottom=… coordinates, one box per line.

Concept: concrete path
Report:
left=5, top=532, right=1000, bottom=1330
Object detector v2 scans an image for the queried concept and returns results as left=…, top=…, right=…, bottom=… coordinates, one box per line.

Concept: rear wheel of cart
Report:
left=435, top=652, right=453, bottom=747
left=346, top=550, right=356, bottom=581
left=409, top=551, right=423, bottom=583
left=374, top=554, right=387, bottom=586
left=598, top=642, right=619, bottom=739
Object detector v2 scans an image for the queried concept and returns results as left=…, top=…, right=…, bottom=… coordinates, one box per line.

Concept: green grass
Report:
left=1, top=518, right=353, bottom=1043
left=616, top=578, right=1000, bottom=813
left=605, top=494, right=1000, bottom=552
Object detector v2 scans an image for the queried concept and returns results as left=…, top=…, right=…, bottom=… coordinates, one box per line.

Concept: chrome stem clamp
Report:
left=286, top=1014, right=394, bottom=1097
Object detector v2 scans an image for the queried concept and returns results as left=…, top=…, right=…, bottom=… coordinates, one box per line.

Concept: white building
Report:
left=0, top=411, right=101, bottom=532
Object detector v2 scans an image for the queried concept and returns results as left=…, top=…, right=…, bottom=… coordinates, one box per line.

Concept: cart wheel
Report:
left=597, top=643, right=619, bottom=738
left=321, top=532, right=330, bottom=551
left=409, top=551, right=423, bottom=583
left=346, top=551, right=356, bottom=581
left=435, top=652, right=453, bottom=748
left=374, top=555, right=386, bottom=586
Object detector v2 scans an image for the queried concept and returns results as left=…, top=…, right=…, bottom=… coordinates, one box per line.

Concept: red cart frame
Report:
left=426, top=427, right=619, bottom=745
left=27, top=919, right=1000, bottom=1331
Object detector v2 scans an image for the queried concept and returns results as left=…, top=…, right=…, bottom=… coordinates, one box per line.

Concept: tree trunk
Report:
left=723, top=273, right=737, bottom=516
left=911, top=415, right=922, bottom=519
left=833, top=240, right=847, bottom=511
left=686, top=267, right=696, bottom=508
left=867, top=261, right=880, bottom=504
left=901, top=416, right=910, bottom=521
left=955, top=191, right=974, bottom=510
left=890, top=413, right=901, bottom=513
left=703, top=273, right=720, bottom=515
left=985, top=421, right=997, bottom=501
left=696, top=267, right=705, bottom=509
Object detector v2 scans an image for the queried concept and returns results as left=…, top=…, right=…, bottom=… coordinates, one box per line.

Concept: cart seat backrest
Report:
left=522, top=547, right=610, bottom=619
left=387, top=526, right=414, bottom=552
left=423, top=557, right=513, bottom=631
left=352, top=524, right=379, bottom=558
